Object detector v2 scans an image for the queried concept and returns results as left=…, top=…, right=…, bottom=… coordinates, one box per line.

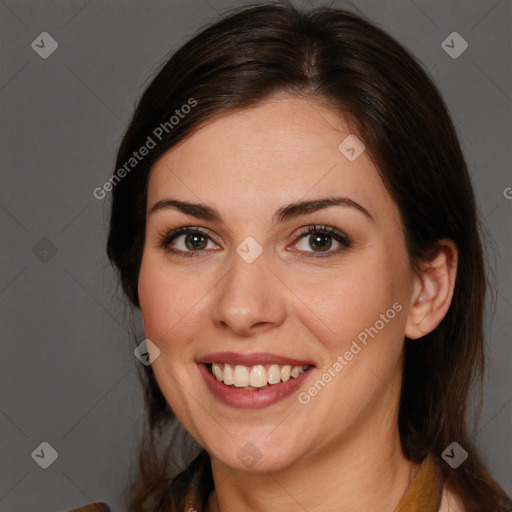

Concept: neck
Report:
left=206, top=386, right=418, bottom=512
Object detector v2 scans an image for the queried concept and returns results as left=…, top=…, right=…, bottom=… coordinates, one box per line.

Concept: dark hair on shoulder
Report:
left=106, top=3, right=510, bottom=511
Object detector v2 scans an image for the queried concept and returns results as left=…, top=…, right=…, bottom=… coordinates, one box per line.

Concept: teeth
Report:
left=212, top=364, right=223, bottom=381
left=281, top=365, right=291, bottom=381
left=223, top=364, right=234, bottom=385
left=233, top=365, right=249, bottom=387
left=210, top=363, right=309, bottom=388
left=249, top=365, right=267, bottom=387
left=267, top=364, right=281, bottom=384
left=290, top=366, right=303, bottom=378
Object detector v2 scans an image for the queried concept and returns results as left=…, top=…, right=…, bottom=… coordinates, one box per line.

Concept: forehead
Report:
left=147, top=96, right=396, bottom=224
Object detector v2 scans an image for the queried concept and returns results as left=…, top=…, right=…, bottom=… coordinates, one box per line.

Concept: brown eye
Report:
left=160, top=227, right=220, bottom=256
left=183, top=232, right=208, bottom=250
left=306, top=233, right=333, bottom=252
left=293, top=225, right=351, bottom=257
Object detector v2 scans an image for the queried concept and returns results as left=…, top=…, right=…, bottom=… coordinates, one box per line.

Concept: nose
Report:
left=210, top=248, right=286, bottom=337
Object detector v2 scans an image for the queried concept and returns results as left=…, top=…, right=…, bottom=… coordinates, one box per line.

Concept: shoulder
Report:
left=439, top=484, right=466, bottom=512
left=66, top=503, right=110, bottom=512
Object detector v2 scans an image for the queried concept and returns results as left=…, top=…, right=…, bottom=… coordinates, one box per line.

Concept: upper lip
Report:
left=197, top=352, right=315, bottom=367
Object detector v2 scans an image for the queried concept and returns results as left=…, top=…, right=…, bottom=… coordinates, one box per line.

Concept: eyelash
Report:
left=294, top=225, right=352, bottom=258
left=158, top=225, right=352, bottom=259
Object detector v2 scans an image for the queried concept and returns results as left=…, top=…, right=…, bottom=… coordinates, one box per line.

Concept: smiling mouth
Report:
left=206, top=363, right=312, bottom=390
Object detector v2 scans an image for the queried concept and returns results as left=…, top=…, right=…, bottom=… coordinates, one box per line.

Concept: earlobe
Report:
left=405, top=239, right=458, bottom=340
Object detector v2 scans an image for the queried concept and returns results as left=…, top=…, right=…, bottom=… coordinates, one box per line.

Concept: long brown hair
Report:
left=107, top=3, right=510, bottom=511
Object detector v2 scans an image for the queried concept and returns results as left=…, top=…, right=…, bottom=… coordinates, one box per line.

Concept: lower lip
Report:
left=198, top=363, right=314, bottom=409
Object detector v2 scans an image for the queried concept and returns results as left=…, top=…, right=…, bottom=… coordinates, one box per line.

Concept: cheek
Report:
left=138, top=260, right=170, bottom=338
left=289, top=252, right=410, bottom=357
left=137, top=256, right=207, bottom=351
left=294, top=261, right=404, bottom=341
left=137, top=256, right=205, bottom=427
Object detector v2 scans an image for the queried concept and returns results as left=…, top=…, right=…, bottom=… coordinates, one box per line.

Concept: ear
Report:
left=405, top=239, right=458, bottom=339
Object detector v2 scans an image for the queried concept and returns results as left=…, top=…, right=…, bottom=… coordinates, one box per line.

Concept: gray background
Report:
left=0, top=0, right=510, bottom=511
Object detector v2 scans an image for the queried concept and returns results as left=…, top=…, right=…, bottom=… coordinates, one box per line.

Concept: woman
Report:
left=72, top=3, right=510, bottom=511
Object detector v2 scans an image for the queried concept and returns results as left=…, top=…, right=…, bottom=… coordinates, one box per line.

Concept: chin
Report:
left=206, top=432, right=307, bottom=473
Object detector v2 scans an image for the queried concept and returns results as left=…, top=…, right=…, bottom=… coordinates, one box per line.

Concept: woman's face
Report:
left=138, top=95, right=418, bottom=472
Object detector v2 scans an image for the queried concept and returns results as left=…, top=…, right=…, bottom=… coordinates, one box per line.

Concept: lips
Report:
left=197, top=351, right=314, bottom=367
left=196, top=352, right=315, bottom=409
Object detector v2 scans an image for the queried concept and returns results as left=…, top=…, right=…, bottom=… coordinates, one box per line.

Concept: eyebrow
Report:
left=148, top=196, right=373, bottom=224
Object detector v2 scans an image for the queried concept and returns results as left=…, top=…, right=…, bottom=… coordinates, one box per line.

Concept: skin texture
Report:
left=138, top=95, right=458, bottom=512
